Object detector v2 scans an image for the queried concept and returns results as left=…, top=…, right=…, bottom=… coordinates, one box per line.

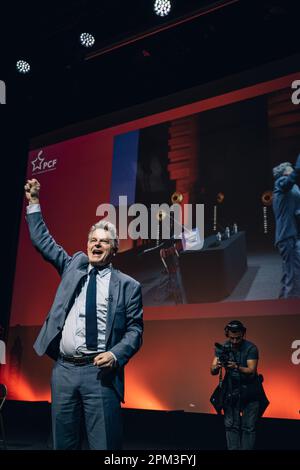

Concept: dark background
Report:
left=135, top=96, right=271, bottom=239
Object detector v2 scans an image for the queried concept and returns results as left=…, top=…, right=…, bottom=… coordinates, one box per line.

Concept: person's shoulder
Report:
left=112, top=268, right=140, bottom=287
left=242, top=339, right=258, bottom=353
left=243, top=339, right=257, bottom=347
left=63, top=251, right=88, bottom=270
left=73, top=251, right=87, bottom=259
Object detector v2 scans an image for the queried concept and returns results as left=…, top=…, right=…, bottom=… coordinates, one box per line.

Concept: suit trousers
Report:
left=277, top=237, right=300, bottom=298
left=51, top=358, right=122, bottom=450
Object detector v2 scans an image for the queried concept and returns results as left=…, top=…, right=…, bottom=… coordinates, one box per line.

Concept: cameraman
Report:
left=210, top=320, right=261, bottom=450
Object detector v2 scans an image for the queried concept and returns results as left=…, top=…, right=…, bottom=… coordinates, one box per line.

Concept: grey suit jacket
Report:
left=26, top=210, right=143, bottom=402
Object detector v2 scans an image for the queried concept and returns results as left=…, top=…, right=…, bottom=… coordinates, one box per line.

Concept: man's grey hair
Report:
left=88, top=219, right=119, bottom=253
left=272, top=162, right=293, bottom=179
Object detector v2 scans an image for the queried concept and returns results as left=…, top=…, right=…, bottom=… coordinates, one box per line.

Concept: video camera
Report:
left=215, top=342, right=236, bottom=367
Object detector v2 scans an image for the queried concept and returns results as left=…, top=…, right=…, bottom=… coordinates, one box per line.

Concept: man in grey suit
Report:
left=24, top=178, right=143, bottom=450
left=272, top=154, right=300, bottom=298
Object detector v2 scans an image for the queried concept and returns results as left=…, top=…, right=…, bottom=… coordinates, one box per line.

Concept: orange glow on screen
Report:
left=4, top=372, right=50, bottom=402
left=124, top=372, right=169, bottom=411
left=263, top=373, right=300, bottom=420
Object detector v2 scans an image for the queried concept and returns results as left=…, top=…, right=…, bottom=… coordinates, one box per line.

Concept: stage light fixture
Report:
left=80, top=32, right=95, bottom=48
left=154, top=0, right=172, bottom=17
left=16, top=60, right=30, bottom=74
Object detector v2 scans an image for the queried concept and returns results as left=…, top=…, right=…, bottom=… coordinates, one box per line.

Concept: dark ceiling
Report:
left=2, top=0, right=300, bottom=136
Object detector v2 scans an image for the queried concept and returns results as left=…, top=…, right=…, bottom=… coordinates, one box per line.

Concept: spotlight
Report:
left=16, top=60, right=30, bottom=74
left=154, top=0, right=172, bottom=17
left=79, top=32, right=95, bottom=48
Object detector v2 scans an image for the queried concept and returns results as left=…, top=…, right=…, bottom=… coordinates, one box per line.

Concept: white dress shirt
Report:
left=60, top=264, right=111, bottom=356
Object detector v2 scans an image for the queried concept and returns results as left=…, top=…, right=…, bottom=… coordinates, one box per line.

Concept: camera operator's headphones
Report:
left=224, top=320, right=246, bottom=336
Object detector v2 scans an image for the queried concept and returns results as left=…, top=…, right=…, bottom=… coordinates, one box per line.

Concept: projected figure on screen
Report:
left=0, top=325, right=5, bottom=366
left=210, top=320, right=269, bottom=450
left=158, top=210, right=186, bottom=304
left=143, top=209, right=186, bottom=304
left=272, top=154, right=300, bottom=298
left=24, top=178, right=143, bottom=450
left=0, top=325, right=6, bottom=383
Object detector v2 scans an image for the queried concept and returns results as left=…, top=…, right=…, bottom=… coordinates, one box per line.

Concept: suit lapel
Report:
left=74, top=259, right=89, bottom=287
left=105, top=268, right=120, bottom=343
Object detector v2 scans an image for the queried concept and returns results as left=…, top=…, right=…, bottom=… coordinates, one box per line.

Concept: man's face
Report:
left=227, top=331, right=244, bottom=349
left=283, top=166, right=293, bottom=176
left=87, top=228, right=114, bottom=266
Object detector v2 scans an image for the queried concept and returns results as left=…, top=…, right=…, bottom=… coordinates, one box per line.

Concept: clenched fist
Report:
left=24, top=179, right=41, bottom=204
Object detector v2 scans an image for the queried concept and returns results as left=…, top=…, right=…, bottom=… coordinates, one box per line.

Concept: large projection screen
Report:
left=4, top=70, right=300, bottom=420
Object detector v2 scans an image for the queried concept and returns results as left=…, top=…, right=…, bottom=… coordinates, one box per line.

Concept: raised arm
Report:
left=24, top=179, right=71, bottom=276
left=277, top=154, right=300, bottom=192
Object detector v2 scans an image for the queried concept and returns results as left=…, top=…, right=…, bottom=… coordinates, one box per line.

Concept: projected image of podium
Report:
left=178, top=231, right=247, bottom=303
